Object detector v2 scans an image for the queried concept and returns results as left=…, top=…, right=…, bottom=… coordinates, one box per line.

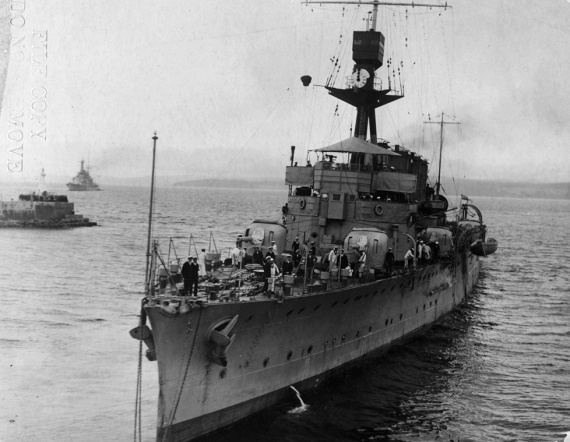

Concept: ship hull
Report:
left=145, top=253, right=480, bottom=442
left=66, top=183, right=101, bottom=191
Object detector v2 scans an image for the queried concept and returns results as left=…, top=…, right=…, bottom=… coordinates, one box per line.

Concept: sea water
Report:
left=0, top=186, right=568, bottom=442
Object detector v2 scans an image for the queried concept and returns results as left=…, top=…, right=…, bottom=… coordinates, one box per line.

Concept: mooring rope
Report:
left=134, top=324, right=144, bottom=442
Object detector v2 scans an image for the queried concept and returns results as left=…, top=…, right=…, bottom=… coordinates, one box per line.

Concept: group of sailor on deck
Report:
left=180, top=249, right=207, bottom=296
left=178, top=233, right=444, bottom=296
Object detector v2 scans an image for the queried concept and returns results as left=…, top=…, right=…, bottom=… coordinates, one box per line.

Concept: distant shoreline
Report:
left=174, top=178, right=570, bottom=200
left=2, top=178, right=569, bottom=200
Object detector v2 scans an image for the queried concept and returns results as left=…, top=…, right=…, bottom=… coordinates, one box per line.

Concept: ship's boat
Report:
left=470, top=238, right=499, bottom=257
left=130, top=3, right=498, bottom=441
left=66, top=160, right=101, bottom=191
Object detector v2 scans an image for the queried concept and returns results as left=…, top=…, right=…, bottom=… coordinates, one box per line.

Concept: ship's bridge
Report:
left=285, top=137, right=426, bottom=201
left=283, top=137, right=429, bottom=261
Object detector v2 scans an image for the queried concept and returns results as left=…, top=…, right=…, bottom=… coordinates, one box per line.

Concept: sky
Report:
left=0, top=0, right=569, bottom=187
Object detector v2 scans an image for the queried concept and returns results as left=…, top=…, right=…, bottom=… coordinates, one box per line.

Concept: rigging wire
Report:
left=211, top=87, right=291, bottom=181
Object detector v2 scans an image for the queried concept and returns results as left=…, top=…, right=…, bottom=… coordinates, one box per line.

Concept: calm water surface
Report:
left=0, top=186, right=568, bottom=441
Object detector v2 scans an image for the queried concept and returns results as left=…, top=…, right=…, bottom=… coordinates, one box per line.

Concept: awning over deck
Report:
left=313, top=137, right=400, bottom=156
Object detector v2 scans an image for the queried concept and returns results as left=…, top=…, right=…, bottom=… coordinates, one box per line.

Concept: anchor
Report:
left=207, top=315, right=239, bottom=367
left=130, top=324, right=156, bottom=361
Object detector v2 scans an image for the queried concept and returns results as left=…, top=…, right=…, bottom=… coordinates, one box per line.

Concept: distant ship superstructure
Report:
left=67, top=160, right=101, bottom=191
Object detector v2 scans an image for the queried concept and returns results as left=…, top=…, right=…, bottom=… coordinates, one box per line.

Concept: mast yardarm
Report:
left=305, top=1, right=450, bottom=144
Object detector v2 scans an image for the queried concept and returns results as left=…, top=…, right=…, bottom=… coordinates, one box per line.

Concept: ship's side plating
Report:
left=146, top=252, right=479, bottom=441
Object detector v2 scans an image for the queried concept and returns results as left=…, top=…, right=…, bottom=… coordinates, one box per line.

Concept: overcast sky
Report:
left=1, top=0, right=569, bottom=186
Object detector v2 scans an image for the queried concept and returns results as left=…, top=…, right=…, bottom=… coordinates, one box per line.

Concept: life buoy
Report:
left=356, top=235, right=368, bottom=248
left=374, top=205, right=383, bottom=216
left=300, top=199, right=306, bottom=210
left=251, top=227, right=264, bottom=245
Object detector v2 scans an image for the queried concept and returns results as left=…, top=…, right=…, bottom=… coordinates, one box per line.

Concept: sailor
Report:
left=338, top=249, right=350, bottom=279
left=197, top=249, right=207, bottom=276
left=271, top=240, right=278, bottom=255
left=253, top=246, right=264, bottom=266
left=265, top=248, right=276, bottom=261
left=328, top=247, right=338, bottom=271
left=269, top=258, right=280, bottom=291
left=417, top=241, right=424, bottom=265
left=181, top=256, right=199, bottom=296
left=404, top=248, right=414, bottom=269
left=237, top=247, right=245, bottom=268
left=310, top=241, right=317, bottom=256
left=358, top=248, right=367, bottom=281
left=292, top=237, right=300, bottom=254
left=306, top=251, right=316, bottom=282
left=263, top=257, right=272, bottom=292
left=339, top=249, right=349, bottom=269
left=385, top=248, right=395, bottom=273
left=281, top=203, right=288, bottom=223
left=282, top=255, right=294, bottom=275
left=423, top=242, right=432, bottom=264
left=263, top=257, right=279, bottom=292
left=231, top=244, right=241, bottom=267
left=293, top=248, right=303, bottom=267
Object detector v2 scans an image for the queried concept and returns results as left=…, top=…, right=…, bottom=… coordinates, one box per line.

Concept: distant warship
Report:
left=67, top=160, right=101, bottom=191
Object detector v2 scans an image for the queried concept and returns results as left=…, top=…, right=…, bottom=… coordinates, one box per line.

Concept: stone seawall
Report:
left=0, top=201, right=96, bottom=228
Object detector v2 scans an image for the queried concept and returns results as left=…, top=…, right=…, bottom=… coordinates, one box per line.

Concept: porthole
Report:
left=399, top=313, right=403, bottom=320
left=308, top=345, right=313, bottom=354
left=220, top=369, right=227, bottom=379
left=373, top=291, right=378, bottom=297
left=341, top=334, right=346, bottom=341
left=368, top=326, right=372, bottom=332
left=286, top=310, right=294, bottom=317
left=332, top=338, right=337, bottom=345
left=246, top=315, right=254, bottom=322
left=423, top=304, right=426, bottom=310
left=332, top=301, right=338, bottom=308
left=314, top=305, right=321, bottom=312
left=324, top=341, right=328, bottom=349
left=385, top=319, right=389, bottom=326
left=356, top=331, right=360, bottom=337
left=287, top=351, right=293, bottom=361
left=343, top=298, right=350, bottom=304
left=263, top=358, right=270, bottom=367
left=298, top=307, right=305, bottom=314
left=390, top=318, right=393, bottom=324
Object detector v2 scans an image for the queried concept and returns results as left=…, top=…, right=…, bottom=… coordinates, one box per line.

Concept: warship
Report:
left=66, top=159, right=101, bottom=191
left=131, top=2, right=497, bottom=441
